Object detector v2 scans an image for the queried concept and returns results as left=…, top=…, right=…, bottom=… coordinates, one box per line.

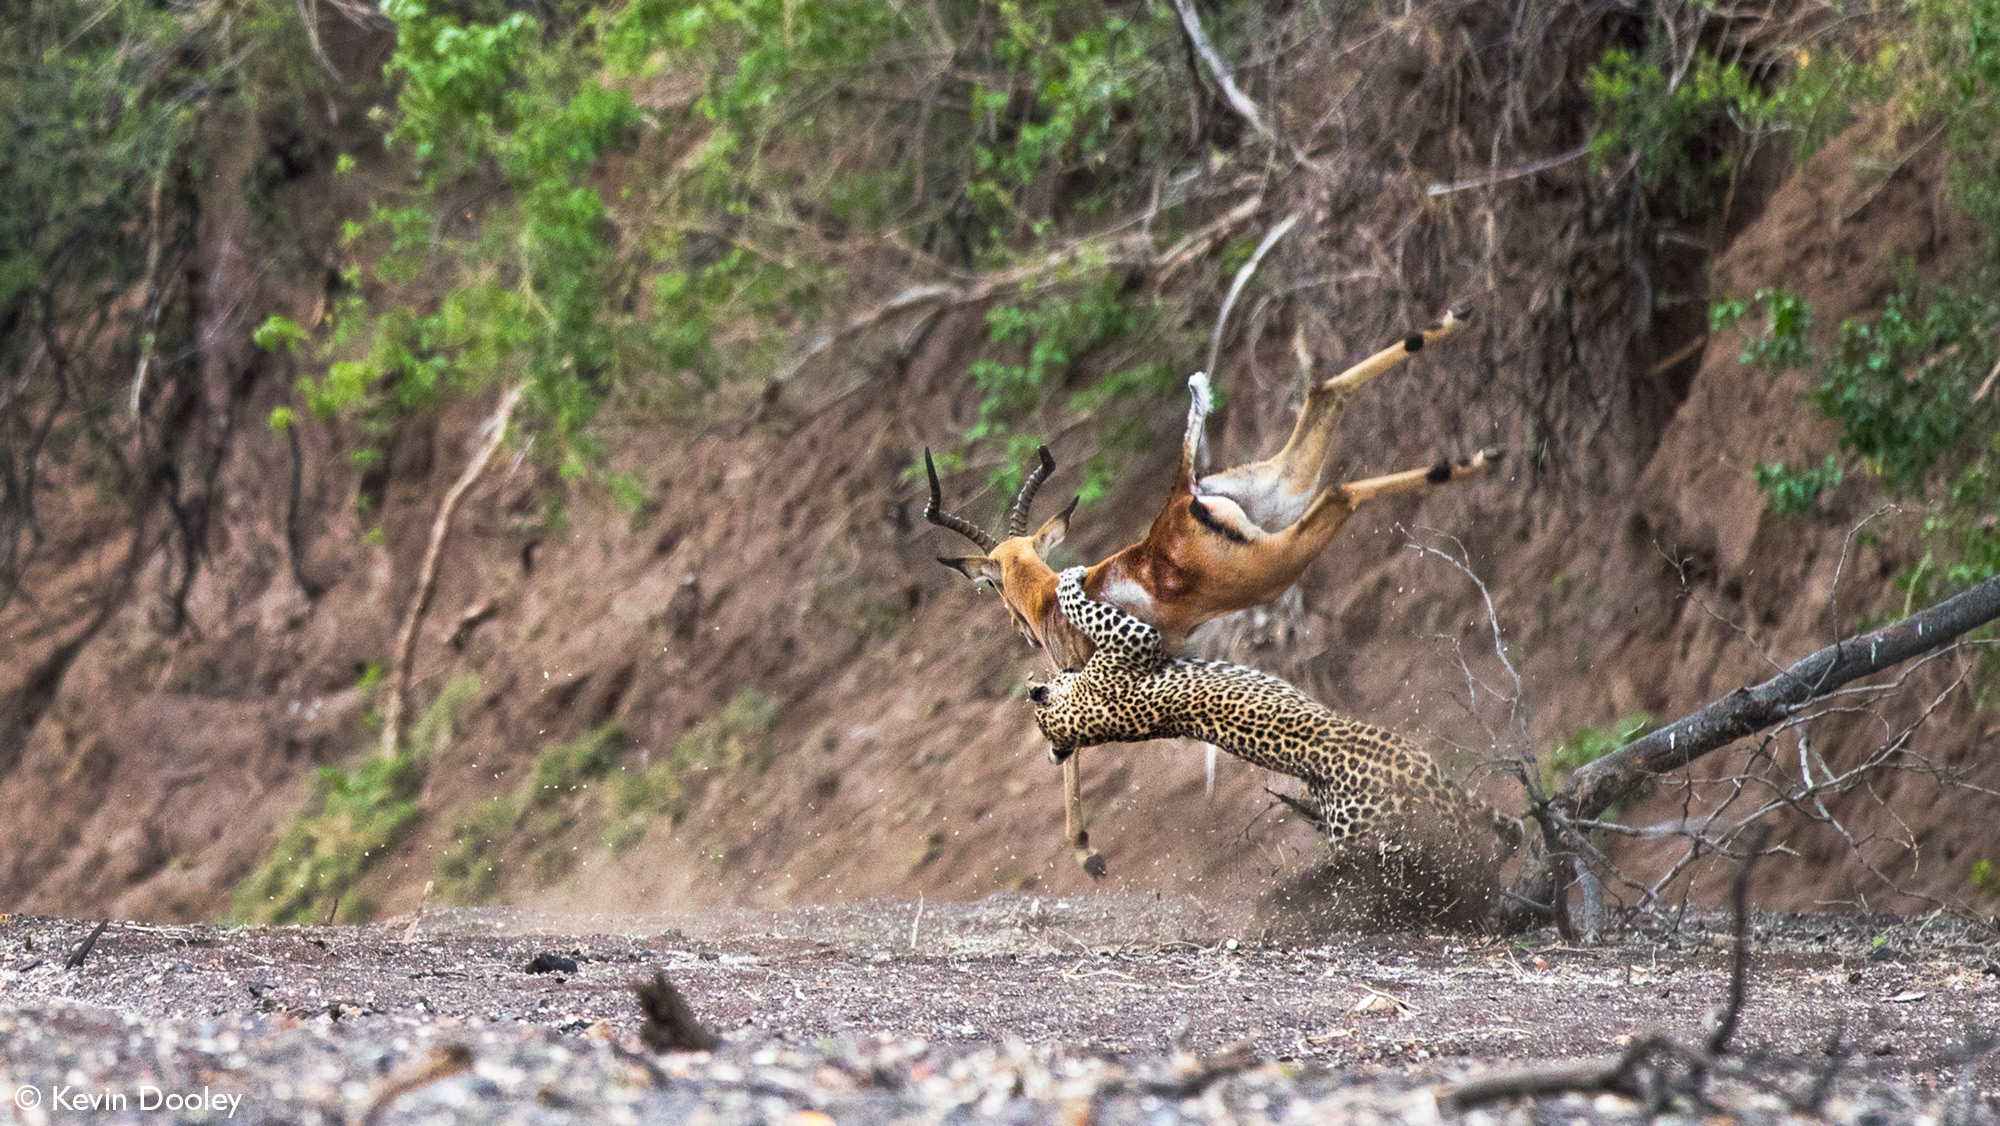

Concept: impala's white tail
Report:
left=1182, top=372, right=1212, bottom=479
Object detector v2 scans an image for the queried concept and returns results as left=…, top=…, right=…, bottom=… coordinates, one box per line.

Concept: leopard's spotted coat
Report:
left=1030, top=567, right=1521, bottom=852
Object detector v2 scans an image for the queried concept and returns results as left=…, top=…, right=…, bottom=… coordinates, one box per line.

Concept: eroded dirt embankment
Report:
left=0, top=78, right=1991, bottom=929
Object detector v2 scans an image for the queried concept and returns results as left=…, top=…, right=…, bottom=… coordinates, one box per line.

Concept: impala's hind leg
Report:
left=1272, top=448, right=1500, bottom=562
left=1199, top=308, right=1471, bottom=530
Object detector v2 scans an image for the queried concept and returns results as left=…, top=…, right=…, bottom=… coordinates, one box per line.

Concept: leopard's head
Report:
left=1028, top=671, right=1084, bottom=762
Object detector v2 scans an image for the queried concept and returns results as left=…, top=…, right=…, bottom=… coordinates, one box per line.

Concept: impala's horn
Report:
left=1006, top=445, right=1057, bottom=538
left=922, top=448, right=997, bottom=552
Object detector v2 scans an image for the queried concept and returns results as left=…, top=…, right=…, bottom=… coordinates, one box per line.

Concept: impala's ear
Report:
left=1033, top=496, right=1078, bottom=558
left=937, top=555, right=1003, bottom=585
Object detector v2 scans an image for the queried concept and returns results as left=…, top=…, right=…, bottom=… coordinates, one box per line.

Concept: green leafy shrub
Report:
left=968, top=276, right=1180, bottom=499
left=1716, top=280, right=2000, bottom=602
left=434, top=721, right=626, bottom=903
left=1808, top=287, right=1995, bottom=497
left=1545, top=713, right=1654, bottom=789
left=1910, top=0, right=2000, bottom=248
left=436, top=688, right=777, bottom=898
left=1587, top=47, right=1771, bottom=201
left=1754, top=455, right=1846, bottom=517
left=666, top=687, right=780, bottom=777
left=281, top=0, right=1206, bottom=515
left=231, top=674, right=481, bottom=924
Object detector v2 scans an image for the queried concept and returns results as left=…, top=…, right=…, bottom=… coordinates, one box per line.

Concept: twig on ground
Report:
left=1443, top=838, right=1768, bottom=1111
left=636, top=971, right=720, bottom=1052
left=65, top=920, right=109, bottom=970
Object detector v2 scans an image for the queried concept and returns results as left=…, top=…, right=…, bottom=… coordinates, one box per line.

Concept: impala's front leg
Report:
left=1061, top=756, right=1105, bottom=878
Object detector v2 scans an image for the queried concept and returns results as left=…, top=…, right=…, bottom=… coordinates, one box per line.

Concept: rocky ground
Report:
left=1, top=897, right=1996, bottom=1123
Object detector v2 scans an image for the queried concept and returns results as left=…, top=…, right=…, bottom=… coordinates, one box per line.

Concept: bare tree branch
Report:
left=1564, top=572, right=2000, bottom=823
left=1206, top=212, right=1298, bottom=375
left=379, top=384, right=523, bottom=760
left=1168, top=0, right=1273, bottom=142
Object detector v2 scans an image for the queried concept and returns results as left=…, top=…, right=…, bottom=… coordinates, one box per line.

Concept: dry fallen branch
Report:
left=1207, top=212, right=1299, bottom=375
left=1446, top=832, right=1767, bottom=1111
left=1561, top=572, right=2000, bottom=824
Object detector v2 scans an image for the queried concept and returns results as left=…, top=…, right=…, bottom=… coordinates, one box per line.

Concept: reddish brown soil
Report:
left=0, top=98, right=1994, bottom=934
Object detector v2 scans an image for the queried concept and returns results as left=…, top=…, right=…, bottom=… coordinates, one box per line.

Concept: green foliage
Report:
left=968, top=275, right=1180, bottom=499
left=1910, top=0, right=2000, bottom=249
left=1974, top=858, right=1995, bottom=888
left=1545, top=713, right=1654, bottom=789
left=283, top=0, right=1200, bottom=508
left=0, top=0, right=344, bottom=596
left=253, top=315, right=310, bottom=356
left=666, top=687, right=780, bottom=776
left=1711, top=288, right=1814, bottom=372
left=435, top=721, right=628, bottom=904
left=1, top=0, right=203, bottom=349
left=525, top=722, right=629, bottom=807
left=1584, top=25, right=1894, bottom=202
left=231, top=674, right=481, bottom=924
left=1722, top=279, right=2000, bottom=602
left=1810, top=286, right=1996, bottom=497
left=1586, top=47, right=1771, bottom=202
left=1767, top=45, right=1897, bottom=164
left=301, top=0, right=682, bottom=473
left=436, top=687, right=776, bottom=901
left=1754, top=455, right=1845, bottom=517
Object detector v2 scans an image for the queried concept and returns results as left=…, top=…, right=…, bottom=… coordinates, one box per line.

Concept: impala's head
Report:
left=924, top=445, right=1077, bottom=649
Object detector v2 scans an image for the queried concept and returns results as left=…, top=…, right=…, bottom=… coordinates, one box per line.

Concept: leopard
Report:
left=1028, top=565, right=1523, bottom=928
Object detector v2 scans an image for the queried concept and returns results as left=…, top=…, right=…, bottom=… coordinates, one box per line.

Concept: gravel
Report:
left=0, top=897, right=1996, bottom=1123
